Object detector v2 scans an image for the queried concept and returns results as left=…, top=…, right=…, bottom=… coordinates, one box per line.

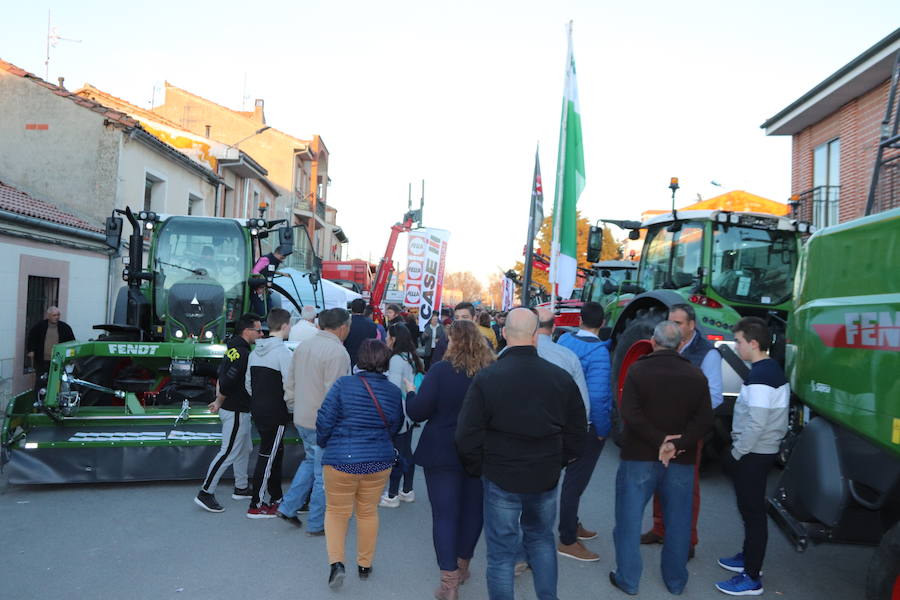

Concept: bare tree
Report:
left=444, top=271, right=483, bottom=302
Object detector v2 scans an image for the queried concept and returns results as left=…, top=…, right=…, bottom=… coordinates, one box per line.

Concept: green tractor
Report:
left=767, top=206, right=900, bottom=599
left=1, top=207, right=323, bottom=484
left=587, top=207, right=812, bottom=457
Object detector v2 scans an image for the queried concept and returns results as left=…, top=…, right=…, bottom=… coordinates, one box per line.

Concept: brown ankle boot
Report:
left=457, top=558, right=470, bottom=585
left=434, top=569, right=460, bottom=600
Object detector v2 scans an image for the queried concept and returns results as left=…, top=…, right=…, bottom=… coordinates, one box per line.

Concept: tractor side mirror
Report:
left=587, top=226, right=603, bottom=263
left=105, top=216, right=123, bottom=250
left=278, top=226, right=294, bottom=250
left=628, top=230, right=640, bottom=240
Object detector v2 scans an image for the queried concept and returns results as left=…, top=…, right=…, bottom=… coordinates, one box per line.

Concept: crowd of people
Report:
left=194, top=296, right=788, bottom=599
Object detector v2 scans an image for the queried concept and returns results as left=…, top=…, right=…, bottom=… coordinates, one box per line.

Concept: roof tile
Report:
left=0, top=57, right=140, bottom=129
left=0, top=181, right=103, bottom=233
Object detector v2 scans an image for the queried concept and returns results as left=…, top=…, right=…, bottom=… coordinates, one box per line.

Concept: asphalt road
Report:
left=0, top=442, right=873, bottom=600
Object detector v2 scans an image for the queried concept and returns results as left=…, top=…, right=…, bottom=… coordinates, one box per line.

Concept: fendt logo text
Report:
left=812, top=312, right=900, bottom=351
left=108, top=344, right=161, bottom=355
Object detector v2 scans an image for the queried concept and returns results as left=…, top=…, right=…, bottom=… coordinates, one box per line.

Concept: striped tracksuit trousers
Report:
left=201, top=408, right=252, bottom=494
left=251, top=423, right=286, bottom=506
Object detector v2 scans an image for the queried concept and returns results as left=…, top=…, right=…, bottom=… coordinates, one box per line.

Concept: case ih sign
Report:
left=405, top=228, right=450, bottom=329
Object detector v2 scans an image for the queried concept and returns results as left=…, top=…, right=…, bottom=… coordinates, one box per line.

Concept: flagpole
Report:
left=550, top=21, right=573, bottom=313
left=522, top=142, right=539, bottom=307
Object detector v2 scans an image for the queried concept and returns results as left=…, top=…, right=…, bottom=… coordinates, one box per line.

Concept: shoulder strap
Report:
left=359, top=375, right=390, bottom=430
left=718, top=344, right=750, bottom=382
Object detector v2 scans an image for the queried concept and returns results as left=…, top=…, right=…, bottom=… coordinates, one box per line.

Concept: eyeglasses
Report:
left=250, top=328, right=263, bottom=333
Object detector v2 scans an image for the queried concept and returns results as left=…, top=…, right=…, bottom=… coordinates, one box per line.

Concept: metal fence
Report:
left=792, top=185, right=840, bottom=228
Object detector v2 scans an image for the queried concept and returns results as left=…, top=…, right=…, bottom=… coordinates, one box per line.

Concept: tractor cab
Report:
left=639, top=212, right=801, bottom=310
left=151, top=216, right=248, bottom=343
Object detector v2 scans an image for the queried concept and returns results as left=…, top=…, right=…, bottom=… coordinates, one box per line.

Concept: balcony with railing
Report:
left=293, top=194, right=326, bottom=228
left=791, top=185, right=840, bottom=229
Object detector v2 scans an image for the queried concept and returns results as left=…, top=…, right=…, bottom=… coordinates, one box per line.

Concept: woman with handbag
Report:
left=380, top=323, right=425, bottom=508
left=316, top=339, right=404, bottom=589
left=406, top=320, right=495, bottom=600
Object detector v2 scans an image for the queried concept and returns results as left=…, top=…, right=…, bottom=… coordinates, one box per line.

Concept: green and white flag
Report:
left=550, top=22, right=585, bottom=301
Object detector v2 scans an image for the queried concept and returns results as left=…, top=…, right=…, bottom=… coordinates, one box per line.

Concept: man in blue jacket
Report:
left=557, top=301, right=612, bottom=561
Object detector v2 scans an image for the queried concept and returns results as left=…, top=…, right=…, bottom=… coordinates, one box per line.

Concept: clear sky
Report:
left=3, top=1, right=899, bottom=283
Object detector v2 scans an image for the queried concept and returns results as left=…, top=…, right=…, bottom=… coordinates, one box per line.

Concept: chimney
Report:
left=57, top=77, right=66, bottom=89
left=253, top=98, right=265, bottom=125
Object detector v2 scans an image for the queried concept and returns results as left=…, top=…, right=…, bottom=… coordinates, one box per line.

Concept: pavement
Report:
left=0, top=440, right=873, bottom=600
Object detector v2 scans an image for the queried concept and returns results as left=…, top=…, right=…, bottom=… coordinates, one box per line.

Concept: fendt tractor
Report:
left=1, top=207, right=324, bottom=484
left=585, top=189, right=813, bottom=459
left=767, top=51, right=900, bottom=600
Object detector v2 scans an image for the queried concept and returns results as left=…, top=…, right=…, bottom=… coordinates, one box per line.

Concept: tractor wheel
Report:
left=866, top=521, right=900, bottom=600
left=609, top=309, right=666, bottom=445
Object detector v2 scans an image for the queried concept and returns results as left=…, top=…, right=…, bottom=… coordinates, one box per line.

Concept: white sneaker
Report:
left=379, top=494, right=400, bottom=508
left=398, top=490, right=415, bottom=503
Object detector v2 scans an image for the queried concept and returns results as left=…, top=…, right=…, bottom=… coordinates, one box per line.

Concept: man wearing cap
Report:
left=290, top=305, right=320, bottom=344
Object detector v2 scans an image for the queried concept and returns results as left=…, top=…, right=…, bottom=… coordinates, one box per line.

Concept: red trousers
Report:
left=651, top=440, right=702, bottom=547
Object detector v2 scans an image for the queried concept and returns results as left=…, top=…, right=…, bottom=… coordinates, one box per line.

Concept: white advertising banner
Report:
left=405, top=228, right=450, bottom=329
left=501, top=277, right=516, bottom=311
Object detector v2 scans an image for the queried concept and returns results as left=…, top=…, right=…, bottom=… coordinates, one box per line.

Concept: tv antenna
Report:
left=44, top=9, right=81, bottom=81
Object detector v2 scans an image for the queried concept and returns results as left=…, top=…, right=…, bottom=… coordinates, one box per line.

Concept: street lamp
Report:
left=231, top=126, right=271, bottom=148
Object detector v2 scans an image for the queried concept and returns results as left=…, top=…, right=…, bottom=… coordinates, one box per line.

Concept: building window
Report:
left=812, top=138, right=840, bottom=227
left=205, top=125, right=211, bottom=138
left=144, top=173, right=165, bottom=213
left=188, top=194, right=204, bottom=216
left=144, top=178, right=154, bottom=212
left=24, top=275, right=59, bottom=366
left=253, top=190, right=260, bottom=215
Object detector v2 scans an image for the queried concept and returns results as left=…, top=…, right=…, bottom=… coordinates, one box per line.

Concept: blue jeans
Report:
left=278, top=426, right=325, bottom=532
left=482, top=478, right=558, bottom=600
left=612, top=460, right=693, bottom=595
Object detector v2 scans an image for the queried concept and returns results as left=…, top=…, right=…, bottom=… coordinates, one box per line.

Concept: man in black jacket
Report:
left=26, top=306, right=75, bottom=381
left=194, top=314, right=262, bottom=513
left=610, top=321, right=713, bottom=596
left=456, top=308, right=587, bottom=600
left=343, top=298, right=377, bottom=368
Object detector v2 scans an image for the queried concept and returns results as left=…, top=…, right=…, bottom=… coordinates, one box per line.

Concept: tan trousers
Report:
left=323, top=465, right=391, bottom=567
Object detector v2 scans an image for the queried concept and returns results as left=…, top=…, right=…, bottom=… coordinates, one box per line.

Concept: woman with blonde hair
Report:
left=406, top=320, right=495, bottom=599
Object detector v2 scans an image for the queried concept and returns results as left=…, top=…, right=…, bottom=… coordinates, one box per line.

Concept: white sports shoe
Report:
left=398, top=490, right=415, bottom=503
left=379, top=494, right=400, bottom=508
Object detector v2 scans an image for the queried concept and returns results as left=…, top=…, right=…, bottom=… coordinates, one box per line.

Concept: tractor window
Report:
left=639, top=222, right=704, bottom=290
left=639, top=226, right=673, bottom=291
left=711, top=225, right=797, bottom=305
left=152, top=217, right=248, bottom=320
left=259, top=225, right=315, bottom=273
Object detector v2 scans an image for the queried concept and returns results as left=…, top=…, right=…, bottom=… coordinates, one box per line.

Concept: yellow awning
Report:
left=681, top=190, right=790, bottom=216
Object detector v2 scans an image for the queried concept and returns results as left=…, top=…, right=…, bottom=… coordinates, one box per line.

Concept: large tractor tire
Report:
left=867, top=521, right=900, bottom=600
left=609, top=307, right=666, bottom=445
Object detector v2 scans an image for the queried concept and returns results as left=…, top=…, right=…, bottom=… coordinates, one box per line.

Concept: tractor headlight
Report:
left=250, top=228, right=259, bottom=236
left=204, top=330, right=214, bottom=340
left=174, top=329, right=184, bottom=339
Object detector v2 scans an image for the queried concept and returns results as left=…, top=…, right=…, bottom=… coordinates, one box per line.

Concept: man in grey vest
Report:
left=641, top=303, right=722, bottom=557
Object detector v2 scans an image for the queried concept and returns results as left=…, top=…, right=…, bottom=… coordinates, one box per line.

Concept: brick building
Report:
left=154, top=84, right=347, bottom=260
left=762, top=28, right=900, bottom=227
